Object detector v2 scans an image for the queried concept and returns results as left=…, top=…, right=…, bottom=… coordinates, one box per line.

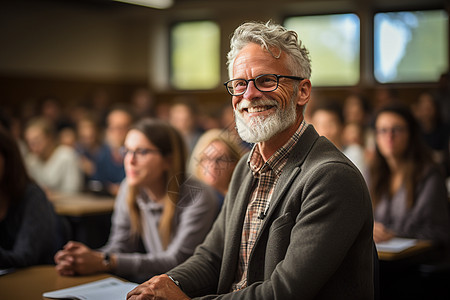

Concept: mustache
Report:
left=235, top=99, right=279, bottom=111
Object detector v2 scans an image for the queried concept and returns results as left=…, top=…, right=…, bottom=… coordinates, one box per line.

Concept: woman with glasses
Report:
left=54, top=118, right=219, bottom=283
left=188, top=129, right=247, bottom=209
left=369, top=104, right=449, bottom=248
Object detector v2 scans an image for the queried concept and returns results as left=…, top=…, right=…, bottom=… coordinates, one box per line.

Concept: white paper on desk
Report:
left=0, top=268, right=15, bottom=276
left=43, top=277, right=138, bottom=300
left=376, top=237, right=418, bottom=253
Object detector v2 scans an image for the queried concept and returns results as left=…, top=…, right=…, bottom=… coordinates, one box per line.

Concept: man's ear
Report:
left=296, top=79, right=312, bottom=107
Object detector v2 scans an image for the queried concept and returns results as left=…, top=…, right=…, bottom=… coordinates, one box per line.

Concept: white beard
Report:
left=234, top=95, right=297, bottom=143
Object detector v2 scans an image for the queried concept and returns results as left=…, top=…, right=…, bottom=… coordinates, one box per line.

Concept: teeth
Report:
left=247, top=106, right=271, bottom=113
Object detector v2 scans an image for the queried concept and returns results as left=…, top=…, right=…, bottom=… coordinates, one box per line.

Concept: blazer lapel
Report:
left=219, top=168, right=255, bottom=292
left=254, top=126, right=319, bottom=238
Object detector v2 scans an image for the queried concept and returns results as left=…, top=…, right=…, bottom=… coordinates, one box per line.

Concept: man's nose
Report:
left=243, top=80, right=263, bottom=99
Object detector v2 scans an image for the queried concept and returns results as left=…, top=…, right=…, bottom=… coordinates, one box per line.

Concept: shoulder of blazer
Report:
left=285, top=125, right=321, bottom=169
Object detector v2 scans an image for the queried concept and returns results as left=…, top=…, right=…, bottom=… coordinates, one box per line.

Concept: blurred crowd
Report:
left=1, top=83, right=449, bottom=278
left=1, top=87, right=250, bottom=199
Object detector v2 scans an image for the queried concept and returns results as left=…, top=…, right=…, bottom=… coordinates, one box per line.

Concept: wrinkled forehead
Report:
left=233, top=43, right=290, bottom=77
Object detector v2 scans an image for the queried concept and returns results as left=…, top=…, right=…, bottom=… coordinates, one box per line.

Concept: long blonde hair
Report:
left=126, top=118, right=187, bottom=249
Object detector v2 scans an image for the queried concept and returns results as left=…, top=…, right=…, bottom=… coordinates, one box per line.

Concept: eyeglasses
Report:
left=224, top=74, right=304, bottom=96
left=375, top=126, right=408, bottom=137
left=120, top=147, right=160, bottom=159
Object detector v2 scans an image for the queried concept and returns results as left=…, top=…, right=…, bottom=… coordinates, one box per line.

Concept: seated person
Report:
left=369, top=105, right=450, bottom=249
left=169, top=99, right=203, bottom=155
left=188, top=129, right=247, bottom=209
left=54, top=118, right=219, bottom=283
left=74, top=115, right=104, bottom=191
left=24, top=117, right=83, bottom=195
left=127, top=21, right=374, bottom=300
left=0, top=127, right=61, bottom=268
left=89, top=106, right=134, bottom=196
left=310, top=101, right=368, bottom=175
left=411, top=91, right=450, bottom=177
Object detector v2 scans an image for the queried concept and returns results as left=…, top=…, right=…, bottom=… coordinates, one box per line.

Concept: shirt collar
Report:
left=247, top=120, right=308, bottom=177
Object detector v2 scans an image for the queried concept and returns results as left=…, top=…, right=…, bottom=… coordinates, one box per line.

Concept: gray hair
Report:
left=226, top=21, right=312, bottom=80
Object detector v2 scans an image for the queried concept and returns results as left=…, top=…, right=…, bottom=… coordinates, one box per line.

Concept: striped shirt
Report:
left=231, top=120, right=308, bottom=291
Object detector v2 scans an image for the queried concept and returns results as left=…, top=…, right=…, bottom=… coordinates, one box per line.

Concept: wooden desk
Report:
left=49, top=193, right=115, bottom=249
left=50, top=193, right=115, bottom=217
left=0, top=265, right=121, bottom=300
left=377, top=240, right=433, bottom=261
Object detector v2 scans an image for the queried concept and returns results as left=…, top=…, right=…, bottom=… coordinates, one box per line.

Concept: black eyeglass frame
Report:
left=223, top=74, right=305, bottom=96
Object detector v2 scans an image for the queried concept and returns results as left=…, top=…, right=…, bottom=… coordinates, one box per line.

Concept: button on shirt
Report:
left=231, top=120, right=308, bottom=291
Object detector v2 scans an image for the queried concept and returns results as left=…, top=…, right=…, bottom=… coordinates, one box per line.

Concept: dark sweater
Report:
left=0, top=183, right=59, bottom=268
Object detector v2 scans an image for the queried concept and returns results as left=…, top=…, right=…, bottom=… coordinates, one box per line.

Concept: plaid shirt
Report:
left=231, top=120, right=308, bottom=291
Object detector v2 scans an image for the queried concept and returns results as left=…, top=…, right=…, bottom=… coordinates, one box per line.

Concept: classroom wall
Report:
left=0, top=0, right=446, bottom=113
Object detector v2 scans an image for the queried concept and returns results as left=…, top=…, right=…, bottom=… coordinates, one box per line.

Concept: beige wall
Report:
left=0, top=0, right=445, bottom=110
left=0, top=1, right=149, bottom=81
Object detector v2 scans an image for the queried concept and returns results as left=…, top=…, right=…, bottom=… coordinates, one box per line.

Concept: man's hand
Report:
left=127, top=274, right=190, bottom=300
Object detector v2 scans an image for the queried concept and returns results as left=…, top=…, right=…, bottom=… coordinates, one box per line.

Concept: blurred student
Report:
left=169, top=99, right=203, bottom=155
left=188, top=129, right=246, bottom=208
left=130, top=87, right=155, bottom=119
left=74, top=115, right=104, bottom=191
left=54, top=118, right=219, bottom=283
left=343, top=92, right=371, bottom=127
left=311, top=102, right=367, bottom=174
left=0, top=127, right=61, bottom=268
left=342, top=92, right=375, bottom=154
left=369, top=105, right=450, bottom=248
left=412, top=91, right=449, bottom=177
left=24, top=117, right=83, bottom=195
left=89, top=106, right=133, bottom=196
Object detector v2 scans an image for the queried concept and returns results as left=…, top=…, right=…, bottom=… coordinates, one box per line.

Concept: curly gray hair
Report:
left=226, top=21, right=312, bottom=80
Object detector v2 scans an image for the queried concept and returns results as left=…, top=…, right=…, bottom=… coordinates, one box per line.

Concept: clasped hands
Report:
left=56, top=241, right=190, bottom=300
left=54, top=241, right=108, bottom=276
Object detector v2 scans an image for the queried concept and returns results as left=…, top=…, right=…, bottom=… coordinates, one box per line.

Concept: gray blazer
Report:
left=168, top=125, right=374, bottom=299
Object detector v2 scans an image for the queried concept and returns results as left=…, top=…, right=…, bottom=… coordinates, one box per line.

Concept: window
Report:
left=285, top=14, right=360, bottom=86
left=170, top=21, right=220, bottom=90
left=374, top=10, right=448, bottom=83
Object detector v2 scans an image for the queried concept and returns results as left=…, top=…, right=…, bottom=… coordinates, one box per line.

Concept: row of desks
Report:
left=49, top=192, right=116, bottom=249
left=0, top=240, right=433, bottom=300
left=50, top=192, right=433, bottom=261
left=0, top=265, right=121, bottom=300
left=49, top=192, right=115, bottom=217
left=1, top=193, right=436, bottom=299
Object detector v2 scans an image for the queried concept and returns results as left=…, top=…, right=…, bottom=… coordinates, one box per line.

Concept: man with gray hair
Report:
left=128, top=20, right=374, bottom=300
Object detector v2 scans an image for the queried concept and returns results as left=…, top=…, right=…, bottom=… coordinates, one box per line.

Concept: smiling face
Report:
left=124, top=129, right=169, bottom=189
left=231, top=43, right=306, bottom=144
